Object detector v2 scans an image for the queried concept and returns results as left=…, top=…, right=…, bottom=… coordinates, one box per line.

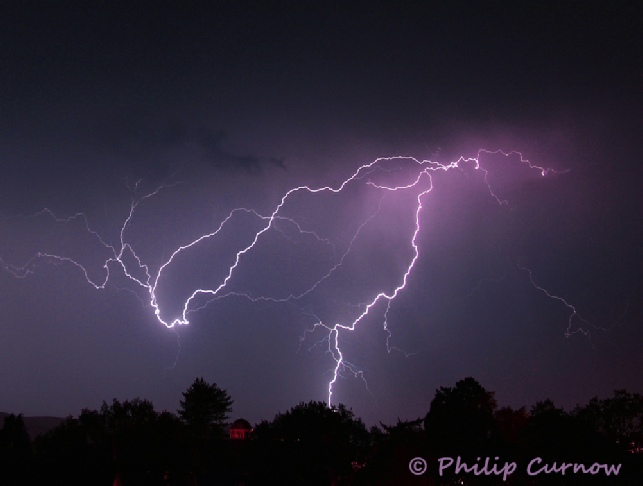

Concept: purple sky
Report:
left=0, top=1, right=640, bottom=427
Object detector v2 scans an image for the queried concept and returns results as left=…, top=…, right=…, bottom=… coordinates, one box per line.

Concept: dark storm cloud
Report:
left=193, top=126, right=287, bottom=172
left=96, top=115, right=286, bottom=173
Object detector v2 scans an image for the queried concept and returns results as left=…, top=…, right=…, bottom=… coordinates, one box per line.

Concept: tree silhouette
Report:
left=4, top=377, right=640, bottom=485
left=253, top=401, right=369, bottom=485
left=0, top=414, right=32, bottom=484
left=494, top=405, right=529, bottom=449
left=523, top=398, right=593, bottom=459
left=574, top=389, right=643, bottom=453
left=424, top=376, right=497, bottom=454
left=101, top=397, right=157, bottom=433
left=0, top=413, right=30, bottom=454
left=178, top=377, right=233, bottom=439
left=359, top=418, right=426, bottom=486
left=31, top=399, right=193, bottom=486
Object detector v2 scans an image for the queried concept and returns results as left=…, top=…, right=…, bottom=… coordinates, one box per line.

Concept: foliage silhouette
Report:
left=424, top=376, right=498, bottom=454
left=0, top=414, right=32, bottom=484
left=178, top=377, right=233, bottom=440
left=2, top=377, right=641, bottom=484
left=253, top=401, right=369, bottom=485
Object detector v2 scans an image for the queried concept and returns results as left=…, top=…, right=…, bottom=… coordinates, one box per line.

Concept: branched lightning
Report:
left=517, top=264, right=596, bottom=337
left=1, top=149, right=583, bottom=406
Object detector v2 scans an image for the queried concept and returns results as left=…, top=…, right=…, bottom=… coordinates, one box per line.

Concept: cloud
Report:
left=98, top=117, right=286, bottom=173
left=193, top=126, right=279, bottom=172
left=193, top=127, right=287, bottom=172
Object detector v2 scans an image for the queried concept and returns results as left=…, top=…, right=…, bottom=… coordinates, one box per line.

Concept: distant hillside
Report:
left=0, top=412, right=65, bottom=439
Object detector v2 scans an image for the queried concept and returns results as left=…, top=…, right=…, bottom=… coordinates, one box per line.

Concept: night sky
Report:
left=1, top=1, right=641, bottom=427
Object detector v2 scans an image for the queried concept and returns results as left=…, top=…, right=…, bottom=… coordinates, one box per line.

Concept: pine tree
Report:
left=178, top=377, right=233, bottom=438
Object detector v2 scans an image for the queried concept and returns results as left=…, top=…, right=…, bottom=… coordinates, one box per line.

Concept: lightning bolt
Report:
left=1, top=149, right=582, bottom=406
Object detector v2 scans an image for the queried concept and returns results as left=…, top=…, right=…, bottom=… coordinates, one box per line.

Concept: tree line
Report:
left=1, top=377, right=641, bottom=485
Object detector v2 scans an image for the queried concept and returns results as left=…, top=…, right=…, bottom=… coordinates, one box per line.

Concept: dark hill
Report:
left=0, top=412, right=65, bottom=439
